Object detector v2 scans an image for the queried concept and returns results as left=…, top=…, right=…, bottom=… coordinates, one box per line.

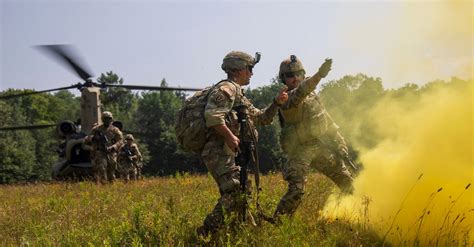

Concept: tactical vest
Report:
left=228, top=89, right=259, bottom=141
left=279, top=92, right=336, bottom=152
left=91, top=125, right=121, bottom=152
left=118, top=143, right=140, bottom=162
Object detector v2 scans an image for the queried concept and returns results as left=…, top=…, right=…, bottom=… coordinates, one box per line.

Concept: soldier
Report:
left=273, top=56, right=354, bottom=220
left=118, top=134, right=142, bottom=182
left=87, top=111, right=123, bottom=184
left=135, top=157, right=144, bottom=180
left=197, top=51, right=288, bottom=236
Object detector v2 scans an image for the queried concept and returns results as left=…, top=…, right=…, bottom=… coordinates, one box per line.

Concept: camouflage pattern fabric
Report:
left=199, top=79, right=280, bottom=234
left=274, top=142, right=353, bottom=216
left=278, top=56, right=306, bottom=80
left=135, top=162, right=143, bottom=180
left=221, top=51, right=257, bottom=72
left=89, top=124, right=123, bottom=183
left=205, top=80, right=279, bottom=135
left=117, top=143, right=142, bottom=181
left=274, top=78, right=354, bottom=218
left=93, top=151, right=118, bottom=183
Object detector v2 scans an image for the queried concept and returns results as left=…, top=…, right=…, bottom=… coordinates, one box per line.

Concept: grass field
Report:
left=0, top=173, right=470, bottom=246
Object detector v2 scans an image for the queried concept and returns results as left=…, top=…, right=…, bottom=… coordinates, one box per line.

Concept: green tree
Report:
left=320, top=73, right=385, bottom=148
left=0, top=88, right=84, bottom=183
left=97, top=71, right=138, bottom=128
left=134, top=79, right=201, bottom=175
left=0, top=93, right=42, bottom=183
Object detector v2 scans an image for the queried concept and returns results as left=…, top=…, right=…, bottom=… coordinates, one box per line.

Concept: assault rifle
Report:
left=95, top=131, right=112, bottom=161
left=235, top=105, right=254, bottom=222
left=319, top=136, right=361, bottom=174
left=339, top=145, right=359, bottom=173
left=121, top=144, right=133, bottom=162
left=235, top=105, right=274, bottom=225
left=99, top=132, right=109, bottom=150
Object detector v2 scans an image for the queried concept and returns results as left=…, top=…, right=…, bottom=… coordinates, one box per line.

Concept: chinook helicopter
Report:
left=0, top=45, right=200, bottom=180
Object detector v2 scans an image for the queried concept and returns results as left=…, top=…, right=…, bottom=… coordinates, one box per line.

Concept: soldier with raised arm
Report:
left=273, top=56, right=354, bottom=220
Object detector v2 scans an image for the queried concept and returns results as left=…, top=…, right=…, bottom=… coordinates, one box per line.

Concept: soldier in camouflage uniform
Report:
left=87, top=111, right=123, bottom=184
left=273, top=56, right=354, bottom=219
left=118, top=134, right=142, bottom=182
left=197, top=51, right=288, bottom=236
left=135, top=156, right=144, bottom=180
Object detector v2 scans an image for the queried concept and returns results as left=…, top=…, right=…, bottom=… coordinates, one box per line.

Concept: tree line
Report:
left=0, top=72, right=470, bottom=183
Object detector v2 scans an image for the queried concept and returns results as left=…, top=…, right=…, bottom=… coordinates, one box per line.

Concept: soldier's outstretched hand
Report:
left=275, top=86, right=288, bottom=105
left=317, top=58, right=332, bottom=78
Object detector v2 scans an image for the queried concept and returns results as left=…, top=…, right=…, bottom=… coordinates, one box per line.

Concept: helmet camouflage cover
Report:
left=279, top=55, right=306, bottom=80
left=102, top=111, right=113, bottom=119
left=221, top=51, right=258, bottom=72
left=125, top=134, right=134, bottom=141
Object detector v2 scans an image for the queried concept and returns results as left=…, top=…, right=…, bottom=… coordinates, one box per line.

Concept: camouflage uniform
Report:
left=201, top=79, right=281, bottom=234
left=88, top=113, right=123, bottom=183
left=274, top=57, right=354, bottom=218
left=118, top=135, right=142, bottom=181
left=135, top=159, right=144, bottom=180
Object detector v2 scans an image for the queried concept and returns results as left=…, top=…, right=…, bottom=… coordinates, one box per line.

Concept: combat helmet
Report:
left=125, top=134, right=134, bottom=141
left=102, top=111, right=113, bottom=120
left=221, top=51, right=261, bottom=72
left=278, top=55, right=306, bottom=82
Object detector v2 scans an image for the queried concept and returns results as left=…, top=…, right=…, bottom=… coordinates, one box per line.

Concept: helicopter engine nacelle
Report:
left=57, top=120, right=77, bottom=138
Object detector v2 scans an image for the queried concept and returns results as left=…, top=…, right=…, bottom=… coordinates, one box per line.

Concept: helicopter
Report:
left=0, top=44, right=201, bottom=180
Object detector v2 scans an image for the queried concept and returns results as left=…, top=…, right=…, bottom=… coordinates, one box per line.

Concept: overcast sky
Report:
left=1, top=0, right=472, bottom=93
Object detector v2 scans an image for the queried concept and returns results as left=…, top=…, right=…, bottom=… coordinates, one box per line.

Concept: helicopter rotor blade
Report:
left=0, top=84, right=81, bottom=100
left=100, top=83, right=201, bottom=92
left=0, top=124, right=57, bottom=131
left=35, top=44, right=93, bottom=82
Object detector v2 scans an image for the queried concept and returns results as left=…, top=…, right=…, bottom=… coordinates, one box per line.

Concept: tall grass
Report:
left=0, top=173, right=471, bottom=246
left=382, top=173, right=423, bottom=245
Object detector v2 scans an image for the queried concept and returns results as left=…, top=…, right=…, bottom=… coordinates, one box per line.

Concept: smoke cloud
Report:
left=323, top=81, right=473, bottom=245
left=324, top=3, right=472, bottom=244
left=336, top=1, right=472, bottom=88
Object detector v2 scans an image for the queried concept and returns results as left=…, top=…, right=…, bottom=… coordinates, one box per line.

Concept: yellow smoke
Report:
left=322, top=1, right=473, bottom=244
left=336, top=1, right=473, bottom=88
left=323, top=81, right=473, bottom=245
left=386, top=2, right=473, bottom=85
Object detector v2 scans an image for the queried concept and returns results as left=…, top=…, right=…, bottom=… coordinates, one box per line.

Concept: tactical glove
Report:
left=317, top=58, right=332, bottom=78
left=338, top=144, right=349, bottom=156
left=106, top=146, right=115, bottom=152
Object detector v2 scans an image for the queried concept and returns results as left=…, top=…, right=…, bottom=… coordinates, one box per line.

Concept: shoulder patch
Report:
left=220, top=86, right=235, bottom=98
left=213, top=92, right=226, bottom=105
left=219, top=83, right=237, bottom=98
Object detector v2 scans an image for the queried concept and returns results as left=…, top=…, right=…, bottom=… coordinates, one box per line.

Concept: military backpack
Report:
left=175, top=81, right=226, bottom=154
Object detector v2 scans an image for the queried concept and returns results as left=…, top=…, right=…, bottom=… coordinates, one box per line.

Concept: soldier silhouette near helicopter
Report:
left=117, top=134, right=143, bottom=182
left=84, top=111, right=122, bottom=184
left=0, top=44, right=201, bottom=181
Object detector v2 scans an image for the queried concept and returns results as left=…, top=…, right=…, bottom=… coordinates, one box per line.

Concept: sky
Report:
left=1, top=0, right=472, bottom=93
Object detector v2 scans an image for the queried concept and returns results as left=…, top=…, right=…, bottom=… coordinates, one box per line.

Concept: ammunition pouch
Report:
left=280, top=120, right=323, bottom=153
